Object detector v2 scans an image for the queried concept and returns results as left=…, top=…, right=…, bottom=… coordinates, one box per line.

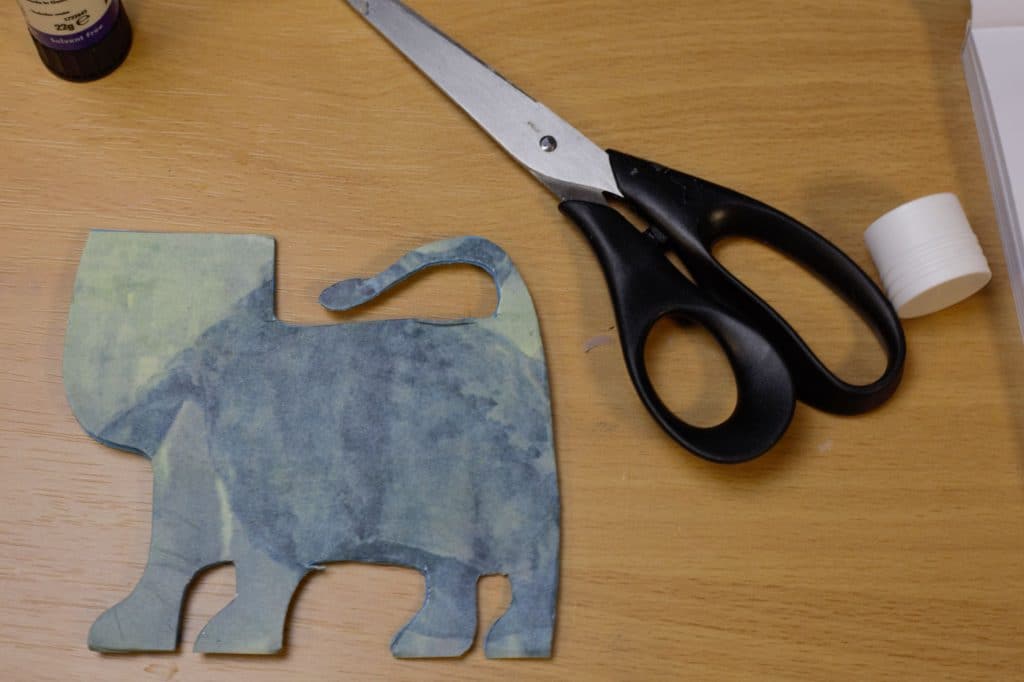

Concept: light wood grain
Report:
left=2, top=1, right=1022, bottom=680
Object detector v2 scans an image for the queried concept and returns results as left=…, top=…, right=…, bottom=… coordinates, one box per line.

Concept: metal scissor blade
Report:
left=344, top=0, right=622, bottom=200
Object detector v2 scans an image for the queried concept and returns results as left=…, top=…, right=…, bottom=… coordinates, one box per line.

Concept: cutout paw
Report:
left=390, top=628, right=473, bottom=658
left=88, top=605, right=177, bottom=653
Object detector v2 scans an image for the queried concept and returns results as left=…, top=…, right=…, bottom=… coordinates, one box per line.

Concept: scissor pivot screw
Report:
left=539, top=135, right=558, bottom=152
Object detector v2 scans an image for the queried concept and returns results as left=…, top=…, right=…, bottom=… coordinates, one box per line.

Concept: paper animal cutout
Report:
left=63, top=231, right=559, bottom=658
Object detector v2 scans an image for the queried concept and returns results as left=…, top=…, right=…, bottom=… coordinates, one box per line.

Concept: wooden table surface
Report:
left=2, top=1, right=1022, bottom=680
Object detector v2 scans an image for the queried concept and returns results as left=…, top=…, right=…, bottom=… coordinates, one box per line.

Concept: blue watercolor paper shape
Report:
left=63, top=231, right=560, bottom=658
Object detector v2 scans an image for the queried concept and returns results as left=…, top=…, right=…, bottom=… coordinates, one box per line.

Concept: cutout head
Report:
left=63, top=231, right=275, bottom=453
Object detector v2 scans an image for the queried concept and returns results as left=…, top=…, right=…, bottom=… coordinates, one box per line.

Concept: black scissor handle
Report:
left=561, top=200, right=795, bottom=463
left=607, top=151, right=906, bottom=415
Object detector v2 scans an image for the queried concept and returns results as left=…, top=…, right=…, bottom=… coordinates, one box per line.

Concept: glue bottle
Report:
left=16, top=0, right=132, bottom=82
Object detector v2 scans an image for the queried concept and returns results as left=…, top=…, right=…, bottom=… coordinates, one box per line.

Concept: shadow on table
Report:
left=910, top=0, right=1024, bottom=479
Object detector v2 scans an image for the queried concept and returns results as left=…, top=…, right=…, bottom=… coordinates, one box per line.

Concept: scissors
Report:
left=343, top=0, right=906, bottom=464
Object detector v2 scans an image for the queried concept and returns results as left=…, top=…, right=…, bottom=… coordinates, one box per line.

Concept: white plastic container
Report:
left=864, top=193, right=991, bottom=318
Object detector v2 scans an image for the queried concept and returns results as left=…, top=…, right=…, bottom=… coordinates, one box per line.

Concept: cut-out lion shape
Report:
left=64, top=232, right=559, bottom=658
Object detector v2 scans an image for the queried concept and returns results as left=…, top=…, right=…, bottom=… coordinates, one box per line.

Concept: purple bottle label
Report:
left=19, top=0, right=121, bottom=51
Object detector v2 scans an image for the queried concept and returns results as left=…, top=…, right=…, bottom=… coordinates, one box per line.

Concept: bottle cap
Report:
left=864, top=193, right=991, bottom=319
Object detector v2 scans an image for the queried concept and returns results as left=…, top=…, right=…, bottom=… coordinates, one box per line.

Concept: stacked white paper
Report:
left=963, top=1, right=1024, bottom=335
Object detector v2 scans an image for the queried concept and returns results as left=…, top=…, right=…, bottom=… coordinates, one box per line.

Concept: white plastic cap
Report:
left=864, top=193, right=991, bottom=319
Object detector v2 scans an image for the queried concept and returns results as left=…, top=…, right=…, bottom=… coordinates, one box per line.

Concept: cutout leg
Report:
left=194, top=552, right=307, bottom=654
left=391, top=561, right=479, bottom=658
left=90, top=399, right=227, bottom=652
left=88, top=533, right=211, bottom=652
left=484, top=571, right=557, bottom=659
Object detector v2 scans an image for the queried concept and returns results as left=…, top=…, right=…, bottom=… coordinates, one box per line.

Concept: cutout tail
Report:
left=320, top=236, right=543, bottom=358
left=319, top=236, right=530, bottom=317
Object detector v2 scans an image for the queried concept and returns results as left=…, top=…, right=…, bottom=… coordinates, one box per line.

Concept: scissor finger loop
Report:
left=561, top=199, right=797, bottom=463
left=607, top=150, right=906, bottom=415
